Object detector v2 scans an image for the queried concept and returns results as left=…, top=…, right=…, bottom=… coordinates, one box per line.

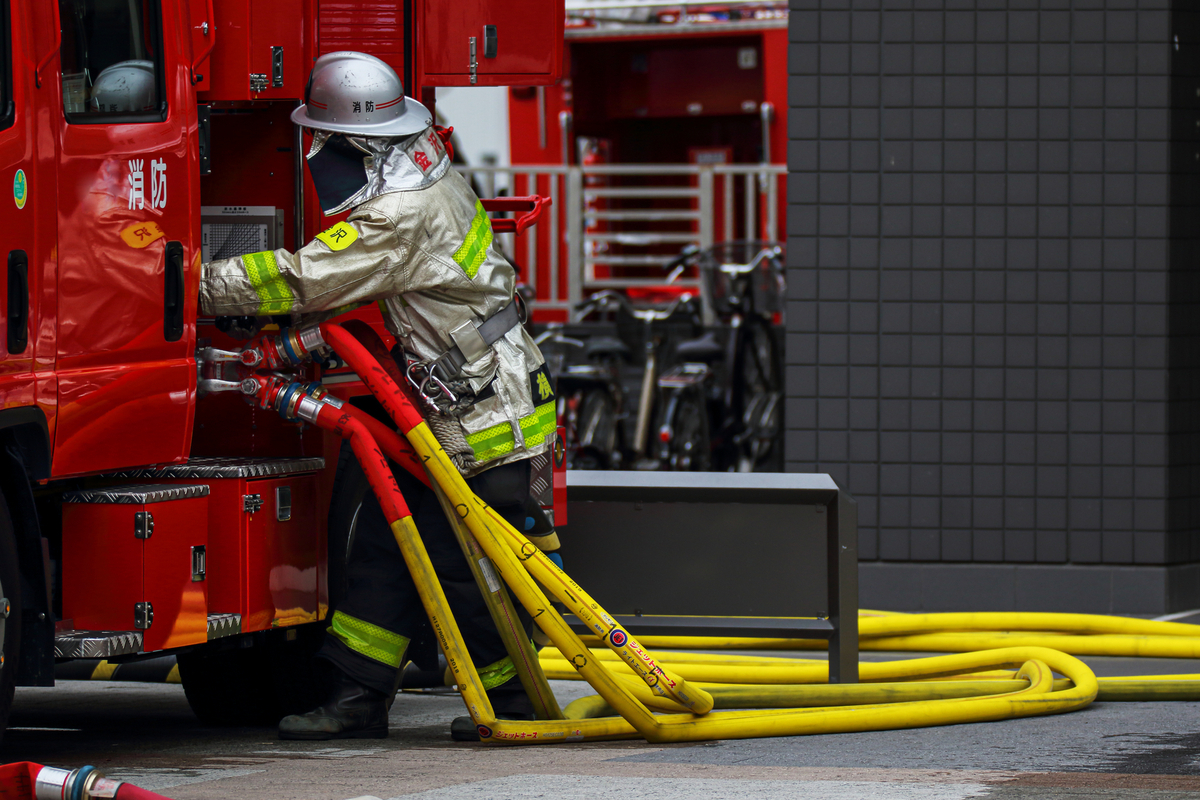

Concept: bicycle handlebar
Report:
left=574, top=290, right=697, bottom=323
left=533, top=327, right=586, bottom=349
left=659, top=242, right=784, bottom=278
left=662, top=244, right=701, bottom=273
left=709, top=244, right=784, bottom=277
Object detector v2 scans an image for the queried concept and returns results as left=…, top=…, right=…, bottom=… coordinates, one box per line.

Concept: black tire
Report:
left=178, top=443, right=369, bottom=727
left=177, top=643, right=281, bottom=727
left=738, top=322, right=782, bottom=470
left=662, top=390, right=711, bottom=471
left=178, top=623, right=335, bottom=727
left=266, top=623, right=334, bottom=717
left=0, top=490, right=21, bottom=749
left=739, top=321, right=780, bottom=408
left=575, top=388, right=618, bottom=469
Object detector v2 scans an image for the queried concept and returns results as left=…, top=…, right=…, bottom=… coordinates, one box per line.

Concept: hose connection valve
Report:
left=33, top=764, right=146, bottom=800
left=241, top=324, right=328, bottom=370
left=240, top=376, right=343, bottom=422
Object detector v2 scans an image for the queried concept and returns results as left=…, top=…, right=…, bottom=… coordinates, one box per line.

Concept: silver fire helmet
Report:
left=291, top=52, right=431, bottom=138
left=90, top=60, right=156, bottom=113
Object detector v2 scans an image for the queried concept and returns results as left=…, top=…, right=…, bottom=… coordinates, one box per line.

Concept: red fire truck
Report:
left=0, top=0, right=562, bottom=740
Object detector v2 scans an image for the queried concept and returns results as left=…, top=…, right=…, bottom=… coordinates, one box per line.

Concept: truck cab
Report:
left=0, top=0, right=562, bottom=739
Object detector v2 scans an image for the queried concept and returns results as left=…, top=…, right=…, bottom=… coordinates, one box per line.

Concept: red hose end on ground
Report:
left=113, top=783, right=175, bottom=800
left=5, top=764, right=176, bottom=800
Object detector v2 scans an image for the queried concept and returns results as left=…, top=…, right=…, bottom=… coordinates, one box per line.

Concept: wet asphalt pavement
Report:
left=7, top=651, right=1200, bottom=799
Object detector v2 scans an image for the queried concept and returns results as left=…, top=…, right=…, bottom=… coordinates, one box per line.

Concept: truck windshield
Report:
left=59, top=0, right=163, bottom=122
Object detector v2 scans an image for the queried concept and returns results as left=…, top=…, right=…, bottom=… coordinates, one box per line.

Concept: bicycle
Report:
left=670, top=241, right=786, bottom=472
left=534, top=318, right=630, bottom=470
left=576, top=289, right=709, bottom=471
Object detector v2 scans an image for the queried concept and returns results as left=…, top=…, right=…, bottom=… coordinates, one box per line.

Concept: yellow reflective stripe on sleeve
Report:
left=465, top=400, right=557, bottom=464
left=452, top=200, right=493, bottom=280
left=316, top=221, right=359, bottom=251
left=241, top=250, right=295, bottom=315
left=329, top=611, right=409, bottom=668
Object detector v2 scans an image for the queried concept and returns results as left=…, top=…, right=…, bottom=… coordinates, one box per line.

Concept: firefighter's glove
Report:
left=215, top=314, right=264, bottom=341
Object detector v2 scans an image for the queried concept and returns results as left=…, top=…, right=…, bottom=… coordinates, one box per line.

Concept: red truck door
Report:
left=0, top=0, right=36, bottom=400
left=51, top=0, right=198, bottom=476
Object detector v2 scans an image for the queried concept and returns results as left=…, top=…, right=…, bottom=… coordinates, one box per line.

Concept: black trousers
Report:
left=319, top=455, right=532, bottom=695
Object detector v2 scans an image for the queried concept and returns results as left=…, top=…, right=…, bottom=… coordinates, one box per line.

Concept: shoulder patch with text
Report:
left=316, top=221, right=359, bottom=251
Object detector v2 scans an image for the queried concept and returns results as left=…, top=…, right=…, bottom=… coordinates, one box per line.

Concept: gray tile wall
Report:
left=785, top=0, right=1199, bottom=572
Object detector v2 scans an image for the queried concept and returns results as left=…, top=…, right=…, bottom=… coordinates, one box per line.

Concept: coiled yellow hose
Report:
left=334, top=327, right=1200, bottom=745
left=410, top=420, right=1198, bottom=742
left=540, top=610, right=1200, bottom=721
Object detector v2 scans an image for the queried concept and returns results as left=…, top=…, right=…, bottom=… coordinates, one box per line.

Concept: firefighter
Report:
left=198, top=51, right=557, bottom=740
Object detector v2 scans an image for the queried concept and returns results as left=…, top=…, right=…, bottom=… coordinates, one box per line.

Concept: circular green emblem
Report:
left=13, top=169, right=27, bottom=210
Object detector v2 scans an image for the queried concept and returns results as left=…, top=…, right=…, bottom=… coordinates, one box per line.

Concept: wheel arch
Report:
left=0, top=407, right=54, bottom=685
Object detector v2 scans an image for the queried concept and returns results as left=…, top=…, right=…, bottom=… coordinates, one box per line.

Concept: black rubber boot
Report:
left=279, top=670, right=389, bottom=740
left=450, top=677, right=536, bottom=742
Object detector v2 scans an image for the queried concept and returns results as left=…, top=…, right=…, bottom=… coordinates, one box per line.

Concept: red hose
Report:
left=339, top=403, right=431, bottom=489
left=114, top=783, right=176, bottom=800
left=314, top=404, right=411, bottom=525
left=320, top=323, right=424, bottom=433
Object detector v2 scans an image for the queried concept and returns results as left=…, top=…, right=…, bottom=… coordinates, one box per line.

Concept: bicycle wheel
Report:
left=738, top=322, right=782, bottom=470
left=572, top=388, right=619, bottom=469
left=664, top=389, right=711, bottom=471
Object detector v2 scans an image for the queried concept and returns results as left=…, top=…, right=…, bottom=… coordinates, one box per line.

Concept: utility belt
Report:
left=401, top=296, right=526, bottom=415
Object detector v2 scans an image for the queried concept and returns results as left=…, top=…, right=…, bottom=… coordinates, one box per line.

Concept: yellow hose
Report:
left=600, top=611, right=1200, bottom=659
left=388, top=421, right=1188, bottom=745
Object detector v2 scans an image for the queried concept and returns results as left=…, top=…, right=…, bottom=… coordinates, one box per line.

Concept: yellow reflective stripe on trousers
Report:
left=465, top=400, right=557, bottom=464
left=452, top=200, right=493, bottom=280
left=241, top=250, right=295, bottom=314
left=329, top=611, right=409, bottom=668
left=478, top=655, right=518, bottom=691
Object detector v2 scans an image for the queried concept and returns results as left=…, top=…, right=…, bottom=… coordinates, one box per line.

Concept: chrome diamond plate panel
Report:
left=529, top=452, right=553, bottom=508
left=207, top=613, right=242, bottom=640
left=110, top=456, right=325, bottom=479
left=62, top=484, right=210, bottom=505
left=54, top=630, right=143, bottom=659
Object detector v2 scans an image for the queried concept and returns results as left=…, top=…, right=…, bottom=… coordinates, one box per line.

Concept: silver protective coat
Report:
left=200, top=126, right=552, bottom=476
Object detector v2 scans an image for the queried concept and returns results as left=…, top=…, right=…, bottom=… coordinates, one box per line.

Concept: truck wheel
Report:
left=0, top=491, right=21, bottom=748
left=178, top=442, right=370, bottom=727
left=177, top=643, right=282, bottom=726
left=261, top=440, right=365, bottom=718
left=267, top=622, right=333, bottom=717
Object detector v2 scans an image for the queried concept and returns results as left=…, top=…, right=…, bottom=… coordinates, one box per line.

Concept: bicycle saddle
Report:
left=674, top=331, right=724, bottom=362
left=584, top=336, right=632, bottom=360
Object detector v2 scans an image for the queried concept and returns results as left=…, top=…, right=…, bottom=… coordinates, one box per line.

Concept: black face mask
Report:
left=306, top=134, right=369, bottom=214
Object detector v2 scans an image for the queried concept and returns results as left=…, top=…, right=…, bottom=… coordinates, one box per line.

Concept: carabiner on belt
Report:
left=405, top=357, right=458, bottom=411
